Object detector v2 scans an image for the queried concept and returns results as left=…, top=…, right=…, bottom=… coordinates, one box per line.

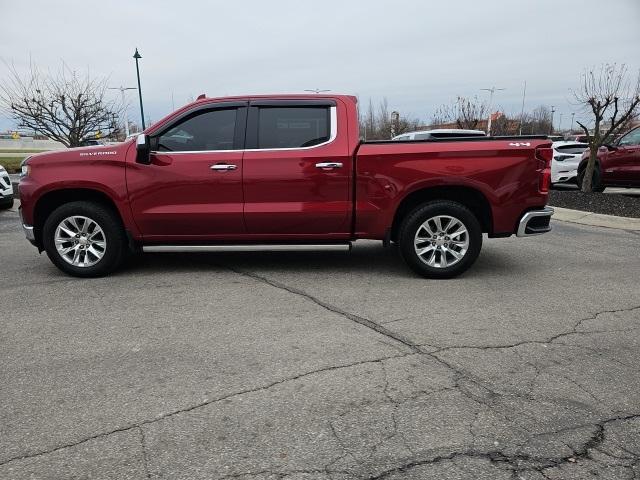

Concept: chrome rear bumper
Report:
left=517, top=207, right=554, bottom=237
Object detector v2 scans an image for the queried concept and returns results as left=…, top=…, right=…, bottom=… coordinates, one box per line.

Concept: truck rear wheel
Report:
left=42, top=201, right=127, bottom=277
left=398, top=201, right=482, bottom=279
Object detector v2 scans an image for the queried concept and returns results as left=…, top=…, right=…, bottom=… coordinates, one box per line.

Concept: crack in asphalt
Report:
left=224, top=266, right=422, bottom=354
left=364, top=414, right=640, bottom=480
left=427, top=304, right=640, bottom=354
left=219, top=268, right=640, bottom=478
left=137, top=427, right=152, bottom=479
left=0, top=352, right=413, bottom=467
left=3, top=263, right=638, bottom=477
left=223, top=267, right=508, bottom=401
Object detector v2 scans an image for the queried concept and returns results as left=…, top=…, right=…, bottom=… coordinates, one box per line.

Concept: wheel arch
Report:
left=390, top=186, right=493, bottom=242
left=33, top=188, right=125, bottom=249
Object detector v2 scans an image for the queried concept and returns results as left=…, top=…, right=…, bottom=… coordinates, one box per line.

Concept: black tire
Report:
left=398, top=200, right=483, bottom=279
left=0, top=196, right=14, bottom=210
left=577, top=165, right=605, bottom=192
left=42, top=201, right=127, bottom=277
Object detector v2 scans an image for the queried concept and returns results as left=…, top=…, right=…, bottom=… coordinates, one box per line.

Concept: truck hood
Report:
left=26, top=141, right=134, bottom=166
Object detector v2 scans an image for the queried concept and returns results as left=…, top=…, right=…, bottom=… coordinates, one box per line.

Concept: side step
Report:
left=142, top=243, right=352, bottom=253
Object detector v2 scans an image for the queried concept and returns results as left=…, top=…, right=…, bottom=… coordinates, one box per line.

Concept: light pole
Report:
left=108, top=86, right=137, bottom=137
left=481, top=86, right=505, bottom=136
left=558, top=113, right=563, bottom=134
left=570, top=112, right=575, bottom=133
left=518, top=81, right=527, bottom=136
left=550, top=106, right=555, bottom=135
left=133, top=48, right=145, bottom=130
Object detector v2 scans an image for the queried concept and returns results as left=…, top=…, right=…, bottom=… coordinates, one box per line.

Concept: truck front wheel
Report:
left=42, top=201, right=127, bottom=277
left=398, top=201, right=482, bottom=279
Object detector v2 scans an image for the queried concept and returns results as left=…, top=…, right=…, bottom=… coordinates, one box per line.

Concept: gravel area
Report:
left=549, top=189, right=640, bottom=218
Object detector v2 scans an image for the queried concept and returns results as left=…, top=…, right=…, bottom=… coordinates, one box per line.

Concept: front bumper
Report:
left=19, top=207, right=36, bottom=243
left=516, top=207, right=554, bottom=237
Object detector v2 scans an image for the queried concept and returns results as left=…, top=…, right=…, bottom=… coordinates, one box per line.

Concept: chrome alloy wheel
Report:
left=414, top=215, right=469, bottom=268
left=54, top=216, right=107, bottom=267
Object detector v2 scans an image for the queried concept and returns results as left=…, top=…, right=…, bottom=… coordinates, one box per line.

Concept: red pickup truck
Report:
left=18, top=94, right=553, bottom=278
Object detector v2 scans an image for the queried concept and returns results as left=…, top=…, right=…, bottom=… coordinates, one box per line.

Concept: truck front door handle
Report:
left=315, top=162, right=343, bottom=169
left=211, top=164, right=237, bottom=171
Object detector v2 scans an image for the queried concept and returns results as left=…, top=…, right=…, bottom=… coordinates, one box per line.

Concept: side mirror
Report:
left=604, top=144, right=618, bottom=152
left=136, top=134, right=151, bottom=164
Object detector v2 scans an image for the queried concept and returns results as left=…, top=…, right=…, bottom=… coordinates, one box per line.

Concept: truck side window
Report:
left=157, top=108, right=237, bottom=152
left=257, top=107, right=330, bottom=149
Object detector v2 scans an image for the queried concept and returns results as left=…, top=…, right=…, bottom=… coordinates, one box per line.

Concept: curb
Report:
left=551, top=206, right=640, bottom=231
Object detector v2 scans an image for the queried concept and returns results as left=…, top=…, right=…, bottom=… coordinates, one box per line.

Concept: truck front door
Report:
left=126, top=102, right=247, bottom=241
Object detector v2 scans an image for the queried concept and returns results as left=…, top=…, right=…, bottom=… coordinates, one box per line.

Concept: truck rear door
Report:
left=241, top=99, right=352, bottom=237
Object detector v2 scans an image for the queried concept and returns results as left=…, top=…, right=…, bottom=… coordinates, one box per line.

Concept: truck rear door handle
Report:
left=315, top=162, right=343, bottom=169
left=210, top=164, right=237, bottom=171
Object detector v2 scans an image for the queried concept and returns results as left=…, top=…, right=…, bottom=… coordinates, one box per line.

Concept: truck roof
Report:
left=190, top=93, right=358, bottom=104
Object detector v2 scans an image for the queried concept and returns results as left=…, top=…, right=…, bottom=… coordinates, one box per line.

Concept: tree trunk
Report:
left=581, top=146, right=599, bottom=192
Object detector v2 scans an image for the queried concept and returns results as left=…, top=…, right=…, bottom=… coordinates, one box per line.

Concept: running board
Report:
left=142, top=243, right=352, bottom=253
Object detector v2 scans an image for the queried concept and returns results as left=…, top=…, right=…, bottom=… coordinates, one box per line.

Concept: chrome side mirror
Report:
left=136, top=134, right=151, bottom=164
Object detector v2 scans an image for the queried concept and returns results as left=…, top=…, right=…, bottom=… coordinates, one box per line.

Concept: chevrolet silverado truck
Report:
left=18, top=94, right=554, bottom=278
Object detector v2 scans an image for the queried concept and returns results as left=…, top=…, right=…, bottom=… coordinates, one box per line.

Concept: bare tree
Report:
left=431, top=96, right=488, bottom=130
left=0, top=61, right=122, bottom=147
left=359, top=98, right=420, bottom=140
left=572, top=64, right=640, bottom=192
left=520, top=106, right=553, bottom=135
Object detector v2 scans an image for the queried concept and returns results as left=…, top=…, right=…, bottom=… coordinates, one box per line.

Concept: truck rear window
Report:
left=257, top=107, right=330, bottom=149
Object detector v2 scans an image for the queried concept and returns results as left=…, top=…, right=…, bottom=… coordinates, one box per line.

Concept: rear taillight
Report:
left=536, top=147, right=552, bottom=193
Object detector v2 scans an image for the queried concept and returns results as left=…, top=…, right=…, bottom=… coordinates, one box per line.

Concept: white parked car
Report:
left=0, top=164, right=14, bottom=209
left=551, top=141, right=588, bottom=184
left=392, top=129, right=486, bottom=141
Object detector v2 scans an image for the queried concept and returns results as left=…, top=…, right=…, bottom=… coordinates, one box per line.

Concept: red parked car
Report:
left=19, top=94, right=553, bottom=279
left=577, top=126, right=640, bottom=191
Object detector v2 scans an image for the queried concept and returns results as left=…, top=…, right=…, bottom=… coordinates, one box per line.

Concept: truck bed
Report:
left=362, top=135, right=549, bottom=144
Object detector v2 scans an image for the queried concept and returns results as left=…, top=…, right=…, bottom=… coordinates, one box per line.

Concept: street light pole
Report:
left=518, top=81, right=527, bottom=136
left=570, top=112, right=575, bottom=133
left=108, top=86, right=137, bottom=137
left=481, top=86, right=505, bottom=136
left=558, top=113, right=563, bottom=134
left=133, top=48, right=145, bottom=130
left=550, top=106, right=555, bottom=135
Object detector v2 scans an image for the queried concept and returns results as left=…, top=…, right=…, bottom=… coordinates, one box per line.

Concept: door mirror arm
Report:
left=136, top=134, right=151, bottom=164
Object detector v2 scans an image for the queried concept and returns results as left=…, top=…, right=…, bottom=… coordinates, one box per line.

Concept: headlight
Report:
left=20, top=157, right=31, bottom=178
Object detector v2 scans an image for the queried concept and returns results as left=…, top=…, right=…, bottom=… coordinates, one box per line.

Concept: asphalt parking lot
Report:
left=1, top=205, right=639, bottom=479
